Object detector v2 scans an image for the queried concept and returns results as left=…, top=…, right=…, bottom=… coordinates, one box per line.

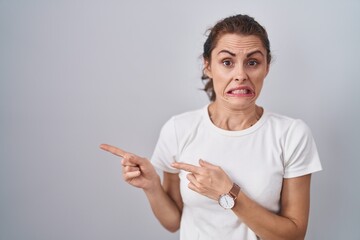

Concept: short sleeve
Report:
left=151, top=117, right=180, bottom=173
left=283, top=119, right=322, bottom=178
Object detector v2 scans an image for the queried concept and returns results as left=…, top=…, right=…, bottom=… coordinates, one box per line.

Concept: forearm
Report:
left=144, top=178, right=182, bottom=232
left=233, top=192, right=307, bottom=240
left=100, top=145, right=182, bottom=232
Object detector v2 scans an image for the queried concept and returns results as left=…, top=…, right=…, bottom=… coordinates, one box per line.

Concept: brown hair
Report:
left=202, top=14, right=272, bottom=101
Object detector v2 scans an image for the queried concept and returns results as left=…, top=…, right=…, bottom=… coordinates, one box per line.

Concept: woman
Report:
left=100, top=14, right=322, bottom=240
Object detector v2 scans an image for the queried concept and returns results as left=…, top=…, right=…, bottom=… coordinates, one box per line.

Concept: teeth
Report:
left=231, top=89, right=249, bottom=94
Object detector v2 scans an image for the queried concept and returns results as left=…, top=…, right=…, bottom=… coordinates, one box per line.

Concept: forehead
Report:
left=214, top=33, right=265, bottom=55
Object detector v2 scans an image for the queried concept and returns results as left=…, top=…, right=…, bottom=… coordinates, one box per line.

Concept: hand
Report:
left=171, top=159, right=233, bottom=201
left=100, top=144, right=160, bottom=191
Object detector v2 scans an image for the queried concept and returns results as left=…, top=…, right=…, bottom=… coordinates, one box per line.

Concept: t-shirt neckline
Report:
left=203, top=104, right=268, bottom=136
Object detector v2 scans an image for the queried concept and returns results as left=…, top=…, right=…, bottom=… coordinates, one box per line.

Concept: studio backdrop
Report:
left=1, top=0, right=359, bottom=239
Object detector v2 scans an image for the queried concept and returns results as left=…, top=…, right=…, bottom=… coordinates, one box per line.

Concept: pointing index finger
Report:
left=99, top=144, right=126, bottom=158
left=171, top=162, right=201, bottom=174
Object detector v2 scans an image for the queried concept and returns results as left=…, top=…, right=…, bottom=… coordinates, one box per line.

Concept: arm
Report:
left=172, top=160, right=311, bottom=240
left=145, top=172, right=183, bottom=232
left=233, top=175, right=311, bottom=240
left=100, top=144, right=182, bottom=232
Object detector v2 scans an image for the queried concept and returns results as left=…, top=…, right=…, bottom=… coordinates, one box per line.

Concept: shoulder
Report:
left=266, top=111, right=296, bottom=126
left=264, top=111, right=311, bottom=135
left=162, top=106, right=205, bottom=132
left=265, top=111, right=317, bottom=155
left=172, top=107, right=204, bottom=125
left=265, top=113, right=323, bottom=177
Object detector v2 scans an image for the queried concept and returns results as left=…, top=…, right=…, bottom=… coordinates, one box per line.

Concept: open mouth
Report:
left=227, top=86, right=254, bottom=96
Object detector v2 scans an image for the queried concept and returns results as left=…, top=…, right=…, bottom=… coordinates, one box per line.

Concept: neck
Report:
left=208, top=102, right=262, bottom=131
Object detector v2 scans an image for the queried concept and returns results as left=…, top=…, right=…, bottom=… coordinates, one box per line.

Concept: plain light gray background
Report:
left=1, top=0, right=359, bottom=239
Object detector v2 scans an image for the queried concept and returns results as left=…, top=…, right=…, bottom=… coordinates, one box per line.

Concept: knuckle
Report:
left=123, top=172, right=134, bottom=181
left=198, top=186, right=206, bottom=193
left=188, top=183, right=197, bottom=190
left=122, top=174, right=128, bottom=181
left=186, top=174, right=191, bottom=180
left=124, top=153, right=134, bottom=159
left=200, top=169, right=209, bottom=175
left=197, top=177, right=204, bottom=184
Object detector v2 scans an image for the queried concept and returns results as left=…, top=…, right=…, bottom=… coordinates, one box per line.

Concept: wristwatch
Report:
left=218, top=183, right=240, bottom=209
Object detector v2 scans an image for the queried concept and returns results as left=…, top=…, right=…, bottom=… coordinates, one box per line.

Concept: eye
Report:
left=222, top=60, right=233, bottom=67
left=247, top=60, right=258, bottom=67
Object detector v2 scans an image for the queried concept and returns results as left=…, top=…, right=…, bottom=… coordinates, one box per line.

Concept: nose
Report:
left=234, top=64, right=248, bottom=82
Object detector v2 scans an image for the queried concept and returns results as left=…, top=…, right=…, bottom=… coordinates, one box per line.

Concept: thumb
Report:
left=199, top=159, right=217, bottom=168
left=125, top=153, right=145, bottom=166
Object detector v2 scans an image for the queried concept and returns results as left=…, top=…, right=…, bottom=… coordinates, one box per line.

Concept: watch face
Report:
left=219, top=194, right=235, bottom=209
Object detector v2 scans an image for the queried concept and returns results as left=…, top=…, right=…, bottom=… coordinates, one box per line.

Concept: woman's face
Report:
left=205, top=33, right=269, bottom=110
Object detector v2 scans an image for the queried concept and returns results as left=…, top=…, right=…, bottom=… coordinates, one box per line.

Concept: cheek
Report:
left=212, top=80, right=222, bottom=94
left=252, top=75, right=266, bottom=92
left=251, top=69, right=267, bottom=84
left=212, top=71, right=231, bottom=92
left=212, top=81, right=228, bottom=98
left=211, top=66, right=232, bottom=83
left=253, top=77, right=264, bottom=87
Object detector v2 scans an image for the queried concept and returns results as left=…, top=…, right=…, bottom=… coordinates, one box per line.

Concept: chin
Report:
left=225, top=97, right=258, bottom=108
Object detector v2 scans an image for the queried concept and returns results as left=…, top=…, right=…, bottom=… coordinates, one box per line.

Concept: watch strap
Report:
left=229, top=183, right=240, bottom=200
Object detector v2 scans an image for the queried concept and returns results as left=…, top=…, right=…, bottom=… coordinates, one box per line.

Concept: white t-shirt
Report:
left=151, top=105, right=322, bottom=240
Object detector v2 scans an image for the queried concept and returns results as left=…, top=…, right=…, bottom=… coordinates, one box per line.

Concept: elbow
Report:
left=155, top=207, right=182, bottom=233
left=265, top=220, right=307, bottom=240
left=158, top=215, right=181, bottom=233
left=265, top=231, right=306, bottom=240
left=163, top=222, right=180, bottom=233
left=167, top=226, right=180, bottom=233
left=160, top=209, right=182, bottom=233
left=294, top=231, right=307, bottom=240
left=284, top=222, right=307, bottom=240
left=292, top=221, right=307, bottom=240
left=161, top=216, right=181, bottom=233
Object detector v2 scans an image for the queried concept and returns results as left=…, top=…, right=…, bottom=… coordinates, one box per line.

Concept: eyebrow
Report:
left=217, top=49, right=264, bottom=57
left=247, top=50, right=264, bottom=58
left=217, top=50, right=236, bottom=56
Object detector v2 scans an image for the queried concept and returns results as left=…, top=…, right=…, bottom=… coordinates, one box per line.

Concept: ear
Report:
left=203, top=59, right=213, bottom=78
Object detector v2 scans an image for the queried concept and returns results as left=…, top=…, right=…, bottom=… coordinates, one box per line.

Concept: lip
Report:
left=226, top=85, right=255, bottom=97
